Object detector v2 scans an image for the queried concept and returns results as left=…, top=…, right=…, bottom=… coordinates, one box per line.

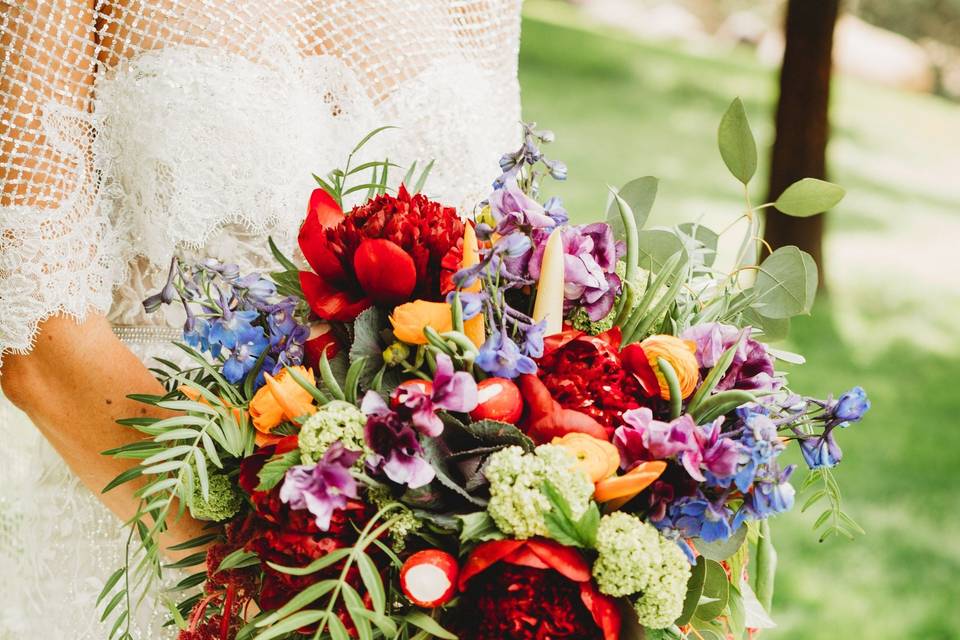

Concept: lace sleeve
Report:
left=0, top=0, right=120, bottom=360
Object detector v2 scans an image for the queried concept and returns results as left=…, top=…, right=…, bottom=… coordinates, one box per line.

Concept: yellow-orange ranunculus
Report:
left=390, top=300, right=453, bottom=345
left=552, top=432, right=621, bottom=483
left=640, top=335, right=700, bottom=400
left=250, top=366, right=317, bottom=439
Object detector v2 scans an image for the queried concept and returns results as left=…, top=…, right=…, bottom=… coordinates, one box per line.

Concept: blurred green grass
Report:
left=519, top=8, right=960, bottom=640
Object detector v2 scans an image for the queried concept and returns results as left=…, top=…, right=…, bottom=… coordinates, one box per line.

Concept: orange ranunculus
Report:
left=249, top=366, right=317, bottom=441
left=390, top=300, right=453, bottom=345
left=594, top=460, right=667, bottom=508
left=639, top=335, right=700, bottom=400
left=552, top=433, right=621, bottom=483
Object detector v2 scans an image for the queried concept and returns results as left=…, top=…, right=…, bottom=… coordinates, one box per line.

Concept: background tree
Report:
left=764, top=0, right=840, bottom=287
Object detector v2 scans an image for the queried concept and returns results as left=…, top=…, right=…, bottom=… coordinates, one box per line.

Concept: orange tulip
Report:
left=250, top=366, right=317, bottom=438
left=639, top=335, right=700, bottom=400
left=594, top=461, right=667, bottom=508
left=390, top=300, right=453, bottom=345
left=552, top=433, right=621, bottom=483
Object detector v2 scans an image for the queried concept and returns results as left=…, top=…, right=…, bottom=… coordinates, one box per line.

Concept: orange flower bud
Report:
left=390, top=300, right=453, bottom=345
left=552, top=432, right=621, bottom=483
left=594, top=460, right=667, bottom=507
left=639, top=335, right=700, bottom=400
left=249, top=366, right=317, bottom=436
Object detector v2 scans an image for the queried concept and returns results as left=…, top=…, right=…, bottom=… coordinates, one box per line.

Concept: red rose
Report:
left=298, top=186, right=464, bottom=321
left=528, top=327, right=658, bottom=440
left=456, top=538, right=621, bottom=640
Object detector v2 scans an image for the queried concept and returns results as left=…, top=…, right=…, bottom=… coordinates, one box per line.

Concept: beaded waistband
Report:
left=112, top=325, right=182, bottom=344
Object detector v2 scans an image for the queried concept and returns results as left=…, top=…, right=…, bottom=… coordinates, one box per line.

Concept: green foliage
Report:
left=717, top=97, right=757, bottom=185
left=751, top=246, right=819, bottom=319
left=542, top=479, right=601, bottom=548
left=457, top=511, right=506, bottom=544
left=774, top=178, right=846, bottom=218
left=256, top=448, right=302, bottom=491
left=694, top=524, right=748, bottom=562
left=753, top=520, right=777, bottom=613
left=606, top=176, right=658, bottom=239
left=799, top=466, right=866, bottom=542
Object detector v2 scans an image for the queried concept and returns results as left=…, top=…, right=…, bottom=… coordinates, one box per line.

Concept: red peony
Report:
left=456, top=539, right=620, bottom=640
left=298, top=186, right=465, bottom=321
left=528, top=328, right=658, bottom=440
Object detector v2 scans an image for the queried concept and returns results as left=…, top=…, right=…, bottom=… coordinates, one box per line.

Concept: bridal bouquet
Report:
left=100, top=102, right=869, bottom=640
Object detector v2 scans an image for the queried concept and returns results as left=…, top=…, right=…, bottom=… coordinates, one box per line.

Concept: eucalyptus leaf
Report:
left=718, top=97, right=757, bottom=184
left=741, top=580, right=777, bottom=629
left=637, top=229, right=687, bottom=274
left=676, top=556, right=706, bottom=626
left=774, top=178, right=845, bottom=217
left=678, top=222, right=719, bottom=267
left=694, top=559, right=730, bottom=621
left=693, top=524, right=747, bottom=561
left=751, top=246, right=818, bottom=319
left=606, top=176, right=658, bottom=238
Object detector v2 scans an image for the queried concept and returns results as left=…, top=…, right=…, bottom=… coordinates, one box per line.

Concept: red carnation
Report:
left=455, top=538, right=621, bottom=640
left=298, top=186, right=464, bottom=321
left=531, top=328, right=657, bottom=439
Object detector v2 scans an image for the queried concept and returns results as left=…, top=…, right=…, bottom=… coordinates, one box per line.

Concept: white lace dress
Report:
left=0, top=1, right=521, bottom=636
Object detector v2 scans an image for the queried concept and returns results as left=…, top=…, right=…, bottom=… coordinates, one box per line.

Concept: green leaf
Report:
left=717, top=97, right=757, bottom=184
left=727, top=584, right=746, bottom=639
left=690, top=389, right=756, bottom=424
left=637, top=229, right=686, bottom=274
left=678, top=222, right=719, bottom=267
left=217, top=549, right=260, bottom=572
left=458, top=511, right=506, bottom=543
left=460, top=419, right=535, bottom=452
left=693, top=524, right=747, bottom=561
left=267, top=547, right=352, bottom=576
left=657, top=357, right=683, bottom=419
left=774, top=178, right=845, bottom=217
left=403, top=611, right=458, bottom=640
left=167, top=532, right=221, bottom=552
left=740, top=580, right=777, bottom=629
left=256, top=448, right=301, bottom=491
left=350, top=307, right=393, bottom=390
left=254, top=580, right=338, bottom=627
left=676, top=556, right=706, bottom=626
left=751, top=246, right=818, bottom=319
left=694, top=559, right=730, bottom=621
left=163, top=551, right=208, bottom=570
left=606, top=176, right=658, bottom=238
left=253, top=610, right=327, bottom=640
left=356, top=551, right=386, bottom=615
left=102, top=466, right=144, bottom=493
left=97, top=567, right=125, bottom=606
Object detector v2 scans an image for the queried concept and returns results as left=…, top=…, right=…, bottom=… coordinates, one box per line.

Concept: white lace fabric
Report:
left=0, top=1, right=521, bottom=637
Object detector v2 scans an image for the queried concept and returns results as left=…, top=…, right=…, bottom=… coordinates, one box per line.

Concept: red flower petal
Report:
left=518, top=374, right=609, bottom=443
left=621, top=343, right=660, bottom=397
left=352, top=238, right=417, bottom=306
left=523, top=538, right=591, bottom=583
left=304, top=327, right=340, bottom=369
left=299, top=189, right=344, bottom=273
left=579, top=582, right=622, bottom=640
left=299, top=271, right=371, bottom=322
left=503, top=545, right=552, bottom=571
left=457, top=540, right=525, bottom=591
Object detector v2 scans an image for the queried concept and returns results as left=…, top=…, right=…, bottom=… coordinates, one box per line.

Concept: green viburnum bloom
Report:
left=592, top=512, right=691, bottom=629
left=298, top=400, right=368, bottom=465
left=366, top=485, right=422, bottom=552
left=485, top=444, right=593, bottom=540
left=189, top=469, right=243, bottom=522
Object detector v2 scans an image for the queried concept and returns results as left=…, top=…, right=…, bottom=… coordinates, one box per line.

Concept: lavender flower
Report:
left=681, top=323, right=780, bottom=392
left=279, top=443, right=360, bottom=531
left=798, top=432, right=843, bottom=469
left=394, top=353, right=479, bottom=436
left=476, top=330, right=538, bottom=379
left=488, top=177, right=558, bottom=233
left=361, top=392, right=435, bottom=488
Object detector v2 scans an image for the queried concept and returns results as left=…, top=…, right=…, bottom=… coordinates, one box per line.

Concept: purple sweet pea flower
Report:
left=615, top=409, right=740, bottom=482
left=395, top=354, right=479, bottom=437
left=681, top=323, right=780, bottom=392
left=528, top=224, right=625, bottom=321
left=489, top=177, right=557, bottom=233
left=476, top=330, right=538, bottom=379
left=279, top=443, right=360, bottom=531
left=361, top=392, right=435, bottom=488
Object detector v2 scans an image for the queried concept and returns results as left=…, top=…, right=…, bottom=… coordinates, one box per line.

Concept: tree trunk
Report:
left=764, top=0, right=839, bottom=289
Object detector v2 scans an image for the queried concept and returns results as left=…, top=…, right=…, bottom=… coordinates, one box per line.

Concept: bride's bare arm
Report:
left=1, top=314, right=209, bottom=554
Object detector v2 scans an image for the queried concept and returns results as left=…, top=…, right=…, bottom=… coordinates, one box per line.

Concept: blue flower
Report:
left=207, top=310, right=261, bottom=351
left=662, top=495, right=735, bottom=542
left=521, top=319, right=547, bottom=358
left=446, top=291, right=487, bottom=321
left=476, top=330, right=537, bottom=379
left=221, top=323, right=270, bottom=383
left=731, top=411, right=784, bottom=492
left=747, top=465, right=796, bottom=519
left=799, top=432, right=843, bottom=469
left=832, top=386, right=870, bottom=423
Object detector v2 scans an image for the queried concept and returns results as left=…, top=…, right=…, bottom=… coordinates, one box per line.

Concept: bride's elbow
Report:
left=0, top=353, right=47, bottom=414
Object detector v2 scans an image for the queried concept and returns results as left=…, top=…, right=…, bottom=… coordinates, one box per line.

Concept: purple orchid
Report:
left=361, top=392, right=435, bottom=488
left=614, top=409, right=740, bottom=482
left=681, top=323, right=781, bottom=392
left=279, top=443, right=360, bottom=531
left=394, top=354, right=479, bottom=437
left=528, top=223, right=625, bottom=321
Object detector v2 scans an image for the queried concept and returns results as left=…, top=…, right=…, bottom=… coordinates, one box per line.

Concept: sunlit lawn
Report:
left=520, top=6, right=960, bottom=639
